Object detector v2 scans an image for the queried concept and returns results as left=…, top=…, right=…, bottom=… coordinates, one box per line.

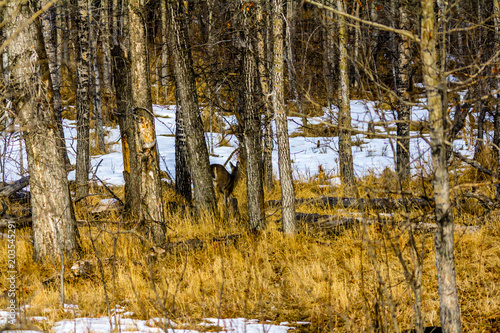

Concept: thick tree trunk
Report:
left=420, top=1, right=463, bottom=332
left=256, top=0, right=274, bottom=191
left=241, top=5, right=265, bottom=231
left=6, top=1, right=78, bottom=261
left=74, top=0, right=91, bottom=201
left=337, top=0, right=356, bottom=195
left=129, top=0, right=166, bottom=244
left=166, top=0, right=216, bottom=213
left=272, top=0, right=296, bottom=235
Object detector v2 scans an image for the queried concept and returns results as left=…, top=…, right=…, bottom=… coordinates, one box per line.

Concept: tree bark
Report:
left=337, top=0, right=356, bottom=196
left=40, top=2, right=70, bottom=166
left=420, top=1, right=463, bottom=332
left=112, top=45, right=141, bottom=217
left=101, top=0, right=114, bottom=101
left=494, top=0, right=500, bottom=199
left=89, top=2, right=105, bottom=152
left=255, top=0, right=274, bottom=191
left=74, top=0, right=91, bottom=201
left=240, top=3, right=265, bottom=231
left=394, top=0, right=412, bottom=184
left=6, top=0, right=78, bottom=261
left=129, top=0, right=166, bottom=244
left=160, top=0, right=169, bottom=102
left=166, top=0, right=217, bottom=213
left=272, top=0, right=296, bottom=235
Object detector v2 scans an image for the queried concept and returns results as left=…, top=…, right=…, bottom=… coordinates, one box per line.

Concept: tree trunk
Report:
left=323, top=8, right=336, bottom=118
left=112, top=45, right=142, bottom=217
left=240, top=3, right=265, bottom=231
left=166, top=0, right=216, bottom=213
left=40, top=3, right=70, bottom=166
left=337, top=0, right=356, bottom=195
left=89, top=2, right=105, bottom=152
left=74, top=0, right=91, bottom=201
left=160, top=0, right=169, bottom=102
left=129, top=0, right=166, bottom=244
left=256, top=0, right=274, bottom=191
left=493, top=0, right=500, bottom=199
left=420, top=1, right=463, bottom=332
left=394, top=0, right=411, bottom=184
left=272, top=0, right=296, bottom=235
left=6, top=0, right=78, bottom=261
left=175, top=102, right=192, bottom=202
left=101, top=0, right=114, bottom=103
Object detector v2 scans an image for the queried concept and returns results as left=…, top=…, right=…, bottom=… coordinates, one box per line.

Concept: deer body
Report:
left=211, top=162, right=240, bottom=201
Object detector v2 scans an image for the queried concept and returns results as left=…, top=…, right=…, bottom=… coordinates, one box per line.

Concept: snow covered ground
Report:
left=0, top=308, right=303, bottom=333
left=1, top=100, right=474, bottom=186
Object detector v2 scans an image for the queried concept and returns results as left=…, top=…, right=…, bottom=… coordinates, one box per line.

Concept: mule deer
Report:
left=210, top=162, right=241, bottom=214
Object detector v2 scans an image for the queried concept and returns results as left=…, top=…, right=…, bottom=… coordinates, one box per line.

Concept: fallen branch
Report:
left=452, top=151, right=493, bottom=176
left=0, top=177, right=30, bottom=198
left=268, top=196, right=432, bottom=210
left=0, top=216, right=32, bottom=229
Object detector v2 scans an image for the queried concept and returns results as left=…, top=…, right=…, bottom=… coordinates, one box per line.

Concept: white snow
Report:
left=0, top=100, right=476, bottom=186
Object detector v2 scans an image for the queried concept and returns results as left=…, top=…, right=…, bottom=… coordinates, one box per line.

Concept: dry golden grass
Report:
left=1, top=173, right=500, bottom=332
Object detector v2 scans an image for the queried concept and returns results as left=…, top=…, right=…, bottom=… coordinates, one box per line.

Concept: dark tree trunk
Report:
left=175, top=102, right=192, bottom=202
left=129, top=0, right=166, bottom=244
left=166, top=0, right=216, bottom=213
left=112, top=45, right=141, bottom=217
left=6, top=0, right=78, bottom=261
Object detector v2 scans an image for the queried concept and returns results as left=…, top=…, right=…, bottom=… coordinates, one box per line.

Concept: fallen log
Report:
left=0, top=176, right=30, bottom=198
left=295, top=212, right=480, bottom=234
left=269, top=196, right=432, bottom=210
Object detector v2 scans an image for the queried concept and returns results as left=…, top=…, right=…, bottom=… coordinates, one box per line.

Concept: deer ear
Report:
left=230, top=162, right=235, bottom=169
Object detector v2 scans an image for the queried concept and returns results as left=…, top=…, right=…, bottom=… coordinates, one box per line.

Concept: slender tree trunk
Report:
left=175, top=102, right=192, bottom=202
left=74, top=0, right=91, bottom=201
left=337, top=0, right=356, bottom=195
left=160, top=0, right=169, bottom=102
left=394, top=0, right=412, bottom=184
left=89, top=1, right=105, bottom=152
left=6, top=0, right=78, bottom=261
left=166, top=0, right=216, bottom=213
left=420, top=1, right=463, bottom=332
left=256, top=0, right=274, bottom=191
left=241, top=3, right=265, bottom=231
left=101, top=0, right=113, bottom=102
left=285, top=0, right=305, bottom=126
left=129, top=0, right=166, bottom=244
left=493, top=0, right=500, bottom=199
left=273, top=0, right=296, bottom=235
left=323, top=8, right=336, bottom=116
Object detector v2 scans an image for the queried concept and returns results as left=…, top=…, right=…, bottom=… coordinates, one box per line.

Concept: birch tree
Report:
left=272, top=0, right=296, bottom=235
left=73, top=0, right=91, bottom=201
left=337, top=0, right=356, bottom=195
left=420, top=0, right=463, bottom=331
